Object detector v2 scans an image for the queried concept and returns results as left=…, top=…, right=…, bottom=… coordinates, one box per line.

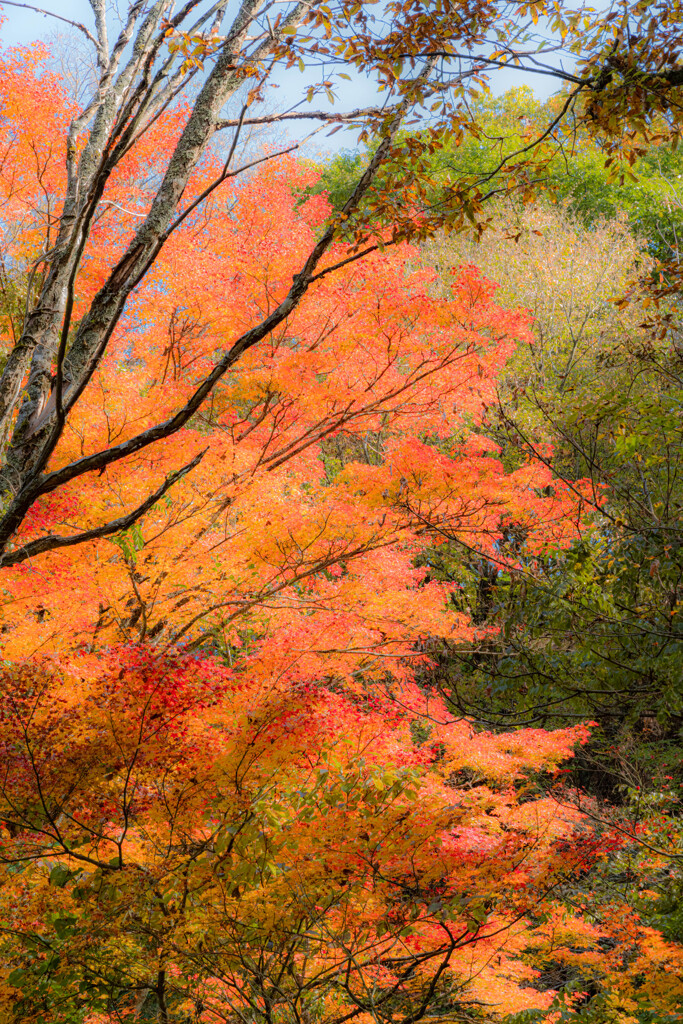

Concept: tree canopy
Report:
left=2, top=1, right=683, bottom=1022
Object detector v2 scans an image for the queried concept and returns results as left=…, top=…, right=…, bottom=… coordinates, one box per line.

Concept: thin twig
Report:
left=0, top=0, right=98, bottom=46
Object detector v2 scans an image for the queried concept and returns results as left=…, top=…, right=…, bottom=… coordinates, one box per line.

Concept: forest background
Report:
left=0, top=1, right=683, bottom=1022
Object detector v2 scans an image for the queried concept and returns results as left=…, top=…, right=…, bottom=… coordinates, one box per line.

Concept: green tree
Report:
left=316, top=85, right=683, bottom=262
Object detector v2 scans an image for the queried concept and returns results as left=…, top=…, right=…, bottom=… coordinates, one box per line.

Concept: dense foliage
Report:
left=3, top=1, right=683, bottom=1022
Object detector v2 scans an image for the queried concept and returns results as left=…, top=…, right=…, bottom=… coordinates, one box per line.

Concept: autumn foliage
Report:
left=0, top=46, right=588, bottom=663
left=0, top=653, right=602, bottom=1021
left=0, top=37, right=682, bottom=1024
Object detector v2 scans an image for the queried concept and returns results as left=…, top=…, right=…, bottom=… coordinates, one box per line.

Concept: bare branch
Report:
left=88, top=0, right=109, bottom=69
left=420, top=48, right=586, bottom=86
left=215, top=106, right=383, bottom=129
left=0, top=0, right=98, bottom=47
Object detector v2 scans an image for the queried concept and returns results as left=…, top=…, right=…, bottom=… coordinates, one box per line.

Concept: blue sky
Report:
left=1, top=0, right=93, bottom=45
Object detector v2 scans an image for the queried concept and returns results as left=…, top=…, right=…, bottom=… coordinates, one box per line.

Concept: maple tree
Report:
left=6, top=651, right=683, bottom=1024
left=0, top=43, right=596, bottom=664
left=0, top=34, right=610, bottom=1024
left=1, top=2, right=683, bottom=1022
left=0, top=653, right=601, bottom=1022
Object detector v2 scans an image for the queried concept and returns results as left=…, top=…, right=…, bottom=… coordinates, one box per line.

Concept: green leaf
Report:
left=53, top=915, right=77, bottom=939
left=49, top=863, right=71, bottom=888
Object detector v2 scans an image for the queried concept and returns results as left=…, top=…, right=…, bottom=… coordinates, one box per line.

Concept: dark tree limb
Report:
left=0, top=449, right=207, bottom=568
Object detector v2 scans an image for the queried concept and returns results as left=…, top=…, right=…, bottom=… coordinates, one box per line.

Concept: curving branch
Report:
left=0, top=449, right=207, bottom=568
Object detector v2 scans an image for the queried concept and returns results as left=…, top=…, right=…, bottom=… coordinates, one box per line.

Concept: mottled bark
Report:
left=0, top=0, right=270, bottom=489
